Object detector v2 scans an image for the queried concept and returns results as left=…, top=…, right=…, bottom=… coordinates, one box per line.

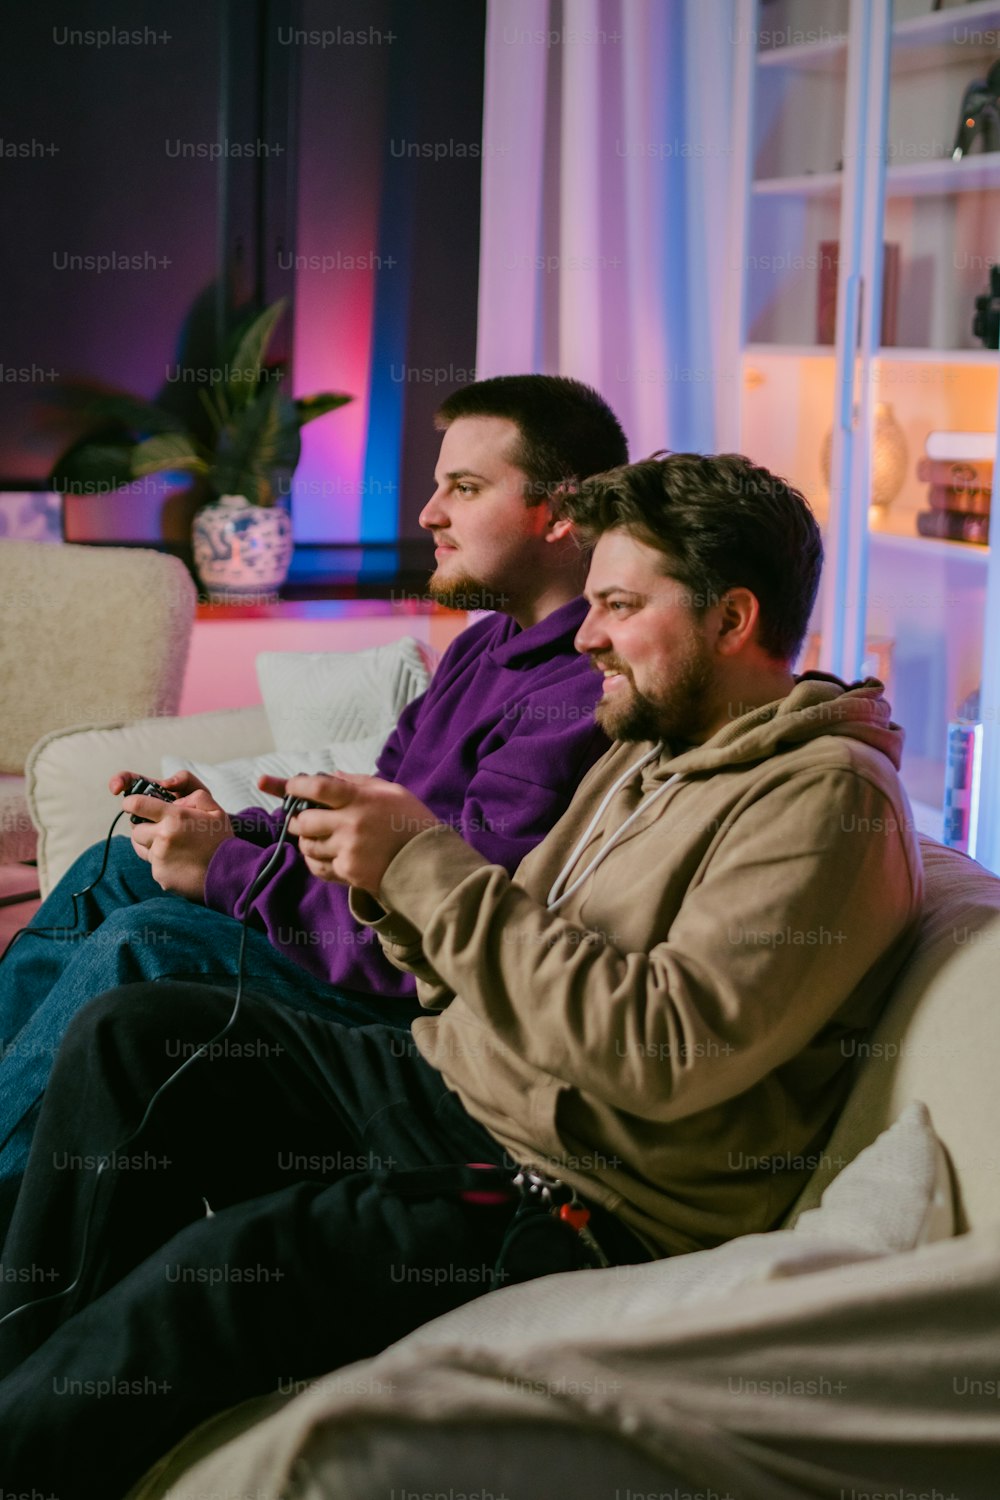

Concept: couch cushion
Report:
left=784, top=836, right=1000, bottom=1233
left=257, top=638, right=434, bottom=753
left=25, top=707, right=274, bottom=896
left=161, top=735, right=386, bottom=814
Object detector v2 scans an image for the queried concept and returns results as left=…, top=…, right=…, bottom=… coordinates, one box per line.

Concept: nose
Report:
left=418, top=486, right=449, bottom=532
left=574, top=604, right=610, bottom=656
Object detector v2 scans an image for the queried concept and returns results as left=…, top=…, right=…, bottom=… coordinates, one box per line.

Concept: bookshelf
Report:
left=724, top=0, right=1000, bottom=864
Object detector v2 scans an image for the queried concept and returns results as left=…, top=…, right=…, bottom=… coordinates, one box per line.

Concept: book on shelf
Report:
left=915, top=433, right=993, bottom=544
left=924, top=431, right=996, bottom=463
left=817, top=241, right=899, bottom=346
left=927, top=484, right=992, bottom=516
left=916, top=510, right=989, bottom=545
left=917, top=457, right=994, bottom=489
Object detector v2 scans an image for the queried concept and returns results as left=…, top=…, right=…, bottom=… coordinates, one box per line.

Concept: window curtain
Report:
left=476, top=0, right=739, bottom=458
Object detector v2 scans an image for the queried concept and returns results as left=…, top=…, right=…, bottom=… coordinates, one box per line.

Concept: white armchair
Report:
left=0, top=541, right=196, bottom=891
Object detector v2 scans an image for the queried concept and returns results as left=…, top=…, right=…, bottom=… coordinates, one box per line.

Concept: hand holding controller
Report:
left=123, top=776, right=178, bottom=824
left=282, top=790, right=327, bottom=819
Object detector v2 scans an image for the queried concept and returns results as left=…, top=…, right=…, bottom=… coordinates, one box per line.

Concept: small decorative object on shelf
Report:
left=943, top=689, right=983, bottom=860
left=972, top=265, right=1000, bottom=350
left=951, top=59, right=1000, bottom=160
left=870, top=402, right=908, bottom=511
left=915, top=432, right=994, bottom=546
left=816, top=241, right=899, bottom=346
left=192, top=495, right=294, bottom=601
left=819, top=402, right=908, bottom=512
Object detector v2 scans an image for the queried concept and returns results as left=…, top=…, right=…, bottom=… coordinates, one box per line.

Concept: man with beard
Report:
left=0, top=375, right=626, bottom=1183
left=0, top=452, right=923, bottom=1500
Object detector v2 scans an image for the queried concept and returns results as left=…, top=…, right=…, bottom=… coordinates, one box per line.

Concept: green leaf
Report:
left=197, top=386, right=227, bottom=435
left=131, top=432, right=212, bottom=477
left=213, top=385, right=287, bottom=504
left=295, top=392, right=353, bottom=427
left=226, top=299, right=289, bottom=410
left=50, top=441, right=136, bottom=495
left=59, top=390, right=188, bottom=437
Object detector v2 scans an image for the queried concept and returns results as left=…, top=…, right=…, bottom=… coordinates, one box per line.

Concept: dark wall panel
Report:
left=0, top=2, right=229, bottom=489
left=0, top=0, right=485, bottom=555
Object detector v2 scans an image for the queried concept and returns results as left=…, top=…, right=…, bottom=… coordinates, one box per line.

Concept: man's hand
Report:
left=126, top=789, right=234, bottom=902
left=109, top=768, right=209, bottom=799
left=259, top=772, right=444, bottom=896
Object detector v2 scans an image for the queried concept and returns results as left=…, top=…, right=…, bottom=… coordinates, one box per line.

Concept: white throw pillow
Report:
left=256, top=638, right=434, bottom=753
left=162, top=736, right=386, bottom=815
left=399, top=1101, right=953, bottom=1354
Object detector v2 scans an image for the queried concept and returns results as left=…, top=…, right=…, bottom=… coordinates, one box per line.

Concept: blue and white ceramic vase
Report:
left=192, top=494, right=293, bottom=600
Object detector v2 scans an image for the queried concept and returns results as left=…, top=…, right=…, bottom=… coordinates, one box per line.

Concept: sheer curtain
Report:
left=476, top=0, right=739, bottom=458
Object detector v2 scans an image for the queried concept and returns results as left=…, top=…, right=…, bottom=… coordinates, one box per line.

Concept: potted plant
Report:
left=50, top=298, right=351, bottom=598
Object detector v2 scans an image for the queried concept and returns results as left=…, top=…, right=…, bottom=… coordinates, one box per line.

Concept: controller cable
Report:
left=0, top=792, right=312, bottom=1330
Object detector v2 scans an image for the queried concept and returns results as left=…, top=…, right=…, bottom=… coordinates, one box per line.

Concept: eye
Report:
left=607, top=599, right=633, bottom=612
left=455, top=482, right=478, bottom=497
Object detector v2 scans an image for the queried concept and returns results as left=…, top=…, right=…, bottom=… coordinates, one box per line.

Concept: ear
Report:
left=545, top=515, right=576, bottom=543
left=543, top=481, right=577, bottom=543
left=714, top=587, right=760, bottom=656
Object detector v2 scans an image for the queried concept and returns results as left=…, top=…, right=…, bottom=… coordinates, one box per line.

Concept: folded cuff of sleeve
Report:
left=347, top=887, right=422, bottom=956
left=377, top=823, right=496, bottom=931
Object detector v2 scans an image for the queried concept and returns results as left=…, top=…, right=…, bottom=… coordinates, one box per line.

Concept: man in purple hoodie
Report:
left=0, top=374, right=626, bottom=1181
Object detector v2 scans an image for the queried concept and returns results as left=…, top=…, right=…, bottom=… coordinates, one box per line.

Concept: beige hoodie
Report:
left=354, top=676, right=924, bottom=1256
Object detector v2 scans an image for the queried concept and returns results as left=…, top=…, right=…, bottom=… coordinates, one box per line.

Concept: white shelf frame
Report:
left=819, top=0, right=892, bottom=685
left=744, top=343, right=999, bottom=363
left=754, top=155, right=1000, bottom=199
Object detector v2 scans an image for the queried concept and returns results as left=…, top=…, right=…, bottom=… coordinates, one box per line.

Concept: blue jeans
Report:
left=0, top=838, right=419, bottom=1181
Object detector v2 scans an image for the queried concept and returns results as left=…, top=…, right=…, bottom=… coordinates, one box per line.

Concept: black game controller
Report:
left=282, top=795, right=326, bottom=818
left=123, top=776, right=178, bottom=824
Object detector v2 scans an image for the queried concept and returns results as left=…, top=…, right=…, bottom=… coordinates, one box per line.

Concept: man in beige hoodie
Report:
left=0, top=453, right=923, bottom=1499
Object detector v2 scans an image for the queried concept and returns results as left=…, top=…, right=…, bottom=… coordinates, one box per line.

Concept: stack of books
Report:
left=916, top=431, right=995, bottom=546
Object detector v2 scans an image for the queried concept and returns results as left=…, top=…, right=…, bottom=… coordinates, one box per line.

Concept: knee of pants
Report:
left=94, top=898, right=176, bottom=940
left=60, top=980, right=217, bottom=1061
left=60, top=982, right=158, bottom=1053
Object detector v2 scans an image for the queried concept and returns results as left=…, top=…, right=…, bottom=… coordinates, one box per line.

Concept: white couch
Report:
left=23, top=648, right=1000, bottom=1497
left=123, top=834, right=1000, bottom=1499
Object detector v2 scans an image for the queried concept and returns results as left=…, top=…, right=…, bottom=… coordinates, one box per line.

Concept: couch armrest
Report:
left=26, top=707, right=273, bottom=896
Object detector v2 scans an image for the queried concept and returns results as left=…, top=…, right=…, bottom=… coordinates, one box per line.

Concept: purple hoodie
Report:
left=203, top=597, right=608, bottom=995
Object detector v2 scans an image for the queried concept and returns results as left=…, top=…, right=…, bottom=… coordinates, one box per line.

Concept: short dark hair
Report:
left=435, top=375, right=628, bottom=503
left=563, top=452, right=823, bottom=663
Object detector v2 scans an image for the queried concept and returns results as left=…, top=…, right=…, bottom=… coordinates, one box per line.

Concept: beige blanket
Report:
left=130, top=1224, right=1000, bottom=1500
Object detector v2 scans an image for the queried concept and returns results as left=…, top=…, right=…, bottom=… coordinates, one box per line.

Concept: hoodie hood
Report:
left=640, top=674, right=904, bottom=787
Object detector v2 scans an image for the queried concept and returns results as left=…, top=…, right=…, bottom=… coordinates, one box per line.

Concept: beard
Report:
left=426, top=564, right=507, bottom=614
left=593, top=633, right=715, bottom=745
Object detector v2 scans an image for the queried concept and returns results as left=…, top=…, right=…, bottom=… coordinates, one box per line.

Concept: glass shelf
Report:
left=744, top=343, right=837, bottom=358
left=868, top=522, right=990, bottom=567
left=752, top=172, right=843, bottom=196
left=756, top=36, right=848, bottom=71
left=876, top=347, right=1000, bottom=365
left=885, top=155, right=1000, bottom=197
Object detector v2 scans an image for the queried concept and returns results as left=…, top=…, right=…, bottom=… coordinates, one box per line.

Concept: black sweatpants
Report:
left=0, top=980, right=647, bottom=1499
